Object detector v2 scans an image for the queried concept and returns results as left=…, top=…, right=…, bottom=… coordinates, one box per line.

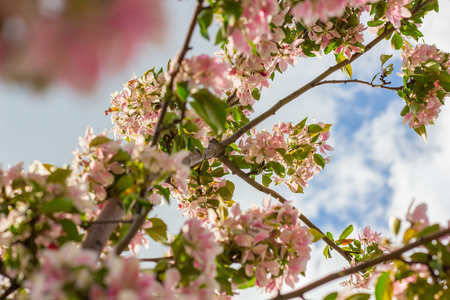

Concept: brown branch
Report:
left=218, top=154, right=352, bottom=263
left=313, top=79, right=402, bottom=91
left=0, top=279, right=20, bottom=300
left=272, top=226, right=450, bottom=300
left=139, top=256, right=173, bottom=263
left=81, top=196, right=124, bottom=256
left=114, top=205, right=151, bottom=255
left=151, top=0, right=204, bottom=146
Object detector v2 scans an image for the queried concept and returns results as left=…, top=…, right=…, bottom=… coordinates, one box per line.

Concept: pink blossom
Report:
left=405, top=201, right=429, bottom=231
left=0, top=0, right=167, bottom=90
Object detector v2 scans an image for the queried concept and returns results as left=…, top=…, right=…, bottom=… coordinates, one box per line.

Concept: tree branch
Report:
left=272, top=226, right=450, bottom=300
left=114, top=205, right=151, bottom=255
left=218, top=154, right=352, bottom=263
left=81, top=196, right=124, bottom=255
left=151, top=0, right=204, bottom=146
left=0, top=278, right=20, bottom=300
left=313, top=79, right=402, bottom=91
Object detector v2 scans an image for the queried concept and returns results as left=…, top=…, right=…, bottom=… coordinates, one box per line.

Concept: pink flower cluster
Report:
left=27, top=244, right=181, bottom=299
left=0, top=161, right=90, bottom=250
left=176, top=177, right=230, bottom=221
left=400, top=44, right=450, bottom=128
left=211, top=199, right=313, bottom=292
left=0, top=0, right=165, bottom=90
left=72, top=127, right=190, bottom=201
left=108, top=57, right=226, bottom=147
left=174, top=55, right=232, bottom=96
left=291, top=0, right=374, bottom=26
left=385, top=0, right=412, bottom=28
left=226, top=0, right=280, bottom=56
left=177, top=219, right=223, bottom=298
left=239, top=122, right=333, bottom=192
left=108, top=73, right=165, bottom=141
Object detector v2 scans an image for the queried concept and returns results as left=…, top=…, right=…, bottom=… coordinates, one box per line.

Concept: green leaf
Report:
left=110, top=149, right=130, bottom=163
left=59, top=219, right=81, bottom=242
left=276, top=148, right=294, bottom=168
left=262, top=174, right=272, bottom=188
left=89, top=136, right=112, bottom=147
left=41, top=197, right=75, bottom=214
left=346, top=294, right=371, bottom=300
left=368, top=20, right=384, bottom=27
left=295, top=117, right=308, bottom=129
left=309, top=228, right=326, bottom=243
left=154, top=186, right=170, bottom=204
left=176, top=81, right=189, bottom=102
left=210, top=167, right=226, bottom=178
left=438, top=82, right=450, bottom=92
left=313, top=154, right=325, bottom=169
left=267, top=161, right=285, bottom=177
left=47, top=168, right=72, bottom=184
left=391, top=33, right=403, bottom=50
left=326, top=231, right=334, bottom=240
left=375, top=272, right=393, bottom=300
left=336, top=52, right=352, bottom=78
left=417, top=224, right=440, bottom=238
left=223, top=1, right=243, bottom=27
left=400, top=105, right=410, bottom=116
left=323, top=292, right=338, bottom=300
left=423, top=59, right=442, bottom=74
left=217, top=186, right=233, bottom=200
left=251, top=88, right=261, bottom=100
left=437, top=70, right=450, bottom=84
left=339, top=224, right=354, bottom=240
left=413, top=124, right=427, bottom=143
left=197, top=8, right=213, bottom=39
left=237, top=277, right=256, bottom=289
left=380, top=54, right=393, bottom=67
left=191, top=89, right=227, bottom=134
left=145, top=218, right=168, bottom=242
left=115, top=174, right=134, bottom=192
left=323, top=245, right=332, bottom=259
left=308, top=124, right=324, bottom=134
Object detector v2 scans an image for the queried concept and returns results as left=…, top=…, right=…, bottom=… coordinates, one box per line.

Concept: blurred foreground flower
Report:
left=0, top=0, right=165, bottom=91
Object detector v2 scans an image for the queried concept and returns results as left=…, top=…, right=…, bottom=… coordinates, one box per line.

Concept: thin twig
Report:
left=313, top=79, right=402, bottom=91
left=114, top=205, right=151, bottom=255
left=272, top=226, right=450, bottom=300
left=151, top=0, right=204, bottom=147
left=0, top=279, right=19, bottom=300
left=139, top=257, right=173, bottom=263
left=218, top=155, right=352, bottom=263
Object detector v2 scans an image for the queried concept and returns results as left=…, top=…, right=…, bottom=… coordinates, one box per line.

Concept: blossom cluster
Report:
left=26, top=244, right=174, bottom=299
left=0, top=161, right=90, bottom=277
left=238, top=121, right=333, bottom=193
left=71, top=126, right=190, bottom=202
left=23, top=219, right=223, bottom=299
left=107, top=60, right=228, bottom=148
left=0, top=0, right=165, bottom=90
left=211, top=199, right=313, bottom=292
left=338, top=202, right=448, bottom=300
left=399, top=43, right=450, bottom=129
left=291, top=0, right=374, bottom=26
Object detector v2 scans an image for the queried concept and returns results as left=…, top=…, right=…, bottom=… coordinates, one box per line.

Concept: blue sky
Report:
left=1, top=1, right=449, bottom=298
